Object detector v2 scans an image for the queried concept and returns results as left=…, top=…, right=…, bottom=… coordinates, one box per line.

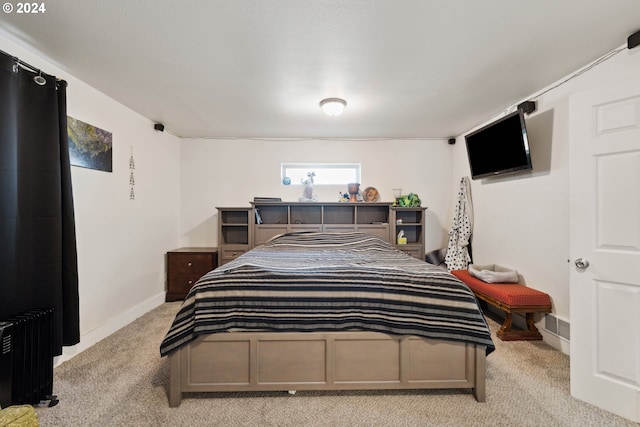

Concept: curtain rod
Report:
left=0, top=48, right=65, bottom=86
left=0, top=48, right=47, bottom=75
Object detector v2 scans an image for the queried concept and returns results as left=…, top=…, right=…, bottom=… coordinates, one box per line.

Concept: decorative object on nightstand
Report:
left=166, top=247, right=217, bottom=301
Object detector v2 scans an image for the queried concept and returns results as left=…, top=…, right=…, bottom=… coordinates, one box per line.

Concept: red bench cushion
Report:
left=451, top=270, right=551, bottom=307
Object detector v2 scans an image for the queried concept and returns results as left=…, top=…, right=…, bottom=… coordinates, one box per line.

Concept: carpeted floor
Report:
left=35, top=302, right=637, bottom=426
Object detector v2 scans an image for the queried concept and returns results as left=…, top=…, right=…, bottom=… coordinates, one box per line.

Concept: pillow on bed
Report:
left=468, top=264, right=518, bottom=283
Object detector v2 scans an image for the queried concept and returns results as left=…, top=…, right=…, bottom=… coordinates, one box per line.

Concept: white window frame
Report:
left=281, top=163, right=361, bottom=186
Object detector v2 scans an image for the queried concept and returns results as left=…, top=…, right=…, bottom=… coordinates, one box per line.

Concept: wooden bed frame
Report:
left=168, top=330, right=487, bottom=407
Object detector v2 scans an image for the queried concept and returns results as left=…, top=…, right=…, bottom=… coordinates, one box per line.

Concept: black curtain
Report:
left=0, top=50, right=80, bottom=355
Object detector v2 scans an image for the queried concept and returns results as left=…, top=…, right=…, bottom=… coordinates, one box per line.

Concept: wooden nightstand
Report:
left=166, top=247, right=217, bottom=302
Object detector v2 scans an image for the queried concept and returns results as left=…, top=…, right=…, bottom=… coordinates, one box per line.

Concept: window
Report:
left=281, top=163, right=361, bottom=185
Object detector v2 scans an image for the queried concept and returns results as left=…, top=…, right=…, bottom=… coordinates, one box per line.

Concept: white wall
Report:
left=179, top=138, right=455, bottom=254
left=0, top=34, right=182, bottom=364
left=450, top=46, right=640, bottom=353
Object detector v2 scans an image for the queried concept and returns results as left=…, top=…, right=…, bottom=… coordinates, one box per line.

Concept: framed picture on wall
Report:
left=67, top=116, right=113, bottom=172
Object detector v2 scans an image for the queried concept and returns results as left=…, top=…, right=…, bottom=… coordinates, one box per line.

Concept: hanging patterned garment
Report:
left=445, top=177, right=473, bottom=271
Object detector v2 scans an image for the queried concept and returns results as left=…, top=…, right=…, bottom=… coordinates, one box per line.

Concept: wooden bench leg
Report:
left=525, top=313, right=541, bottom=336
left=497, top=312, right=513, bottom=339
left=496, top=312, right=543, bottom=341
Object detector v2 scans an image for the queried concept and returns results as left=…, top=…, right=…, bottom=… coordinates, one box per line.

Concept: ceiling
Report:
left=1, top=1, right=639, bottom=139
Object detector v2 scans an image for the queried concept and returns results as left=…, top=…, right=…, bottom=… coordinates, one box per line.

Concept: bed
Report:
left=160, top=232, right=494, bottom=407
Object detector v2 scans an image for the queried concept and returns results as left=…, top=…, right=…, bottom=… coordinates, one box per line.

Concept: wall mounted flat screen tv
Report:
left=465, top=110, right=532, bottom=180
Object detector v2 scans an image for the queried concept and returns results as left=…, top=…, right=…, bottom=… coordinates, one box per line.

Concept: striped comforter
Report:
left=160, top=232, right=495, bottom=356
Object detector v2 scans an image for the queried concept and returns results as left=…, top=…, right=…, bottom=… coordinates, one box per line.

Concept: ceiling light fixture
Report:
left=319, top=98, right=347, bottom=116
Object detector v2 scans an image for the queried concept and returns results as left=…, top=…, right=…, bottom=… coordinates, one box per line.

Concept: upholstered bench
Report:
left=451, top=269, right=552, bottom=341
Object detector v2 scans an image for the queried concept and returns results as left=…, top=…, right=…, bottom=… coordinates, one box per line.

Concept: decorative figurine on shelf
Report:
left=298, top=171, right=317, bottom=202
left=347, top=182, right=360, bottom=202
left=338, top=192, right=349, bottom=202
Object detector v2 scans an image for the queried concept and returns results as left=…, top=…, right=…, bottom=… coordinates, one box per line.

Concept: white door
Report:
left=569, top=78, right=640, bottom=422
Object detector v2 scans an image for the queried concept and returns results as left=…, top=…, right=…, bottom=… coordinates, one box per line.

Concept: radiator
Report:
left=0, top=308, right=56, bottom=408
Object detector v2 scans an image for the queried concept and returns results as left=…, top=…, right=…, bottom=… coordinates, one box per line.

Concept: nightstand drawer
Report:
left=167, top=273, right=202, bottom=297
left=168, top=253, right=214, bottom=273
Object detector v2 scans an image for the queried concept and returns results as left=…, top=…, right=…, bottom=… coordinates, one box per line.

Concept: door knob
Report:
left=575, top=258, right=590, bottom=269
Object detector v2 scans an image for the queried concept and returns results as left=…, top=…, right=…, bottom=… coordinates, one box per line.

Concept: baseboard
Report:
left=53, top=292, right=166, bottom=367
left=539, top=328, right=570, bottom=355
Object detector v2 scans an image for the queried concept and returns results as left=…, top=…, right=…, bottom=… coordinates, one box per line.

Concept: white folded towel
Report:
left=468, top=264, right=518, bottom=283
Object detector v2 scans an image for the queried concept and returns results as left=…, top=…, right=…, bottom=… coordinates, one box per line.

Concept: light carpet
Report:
left=35, top=302, right=637, bottom=426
